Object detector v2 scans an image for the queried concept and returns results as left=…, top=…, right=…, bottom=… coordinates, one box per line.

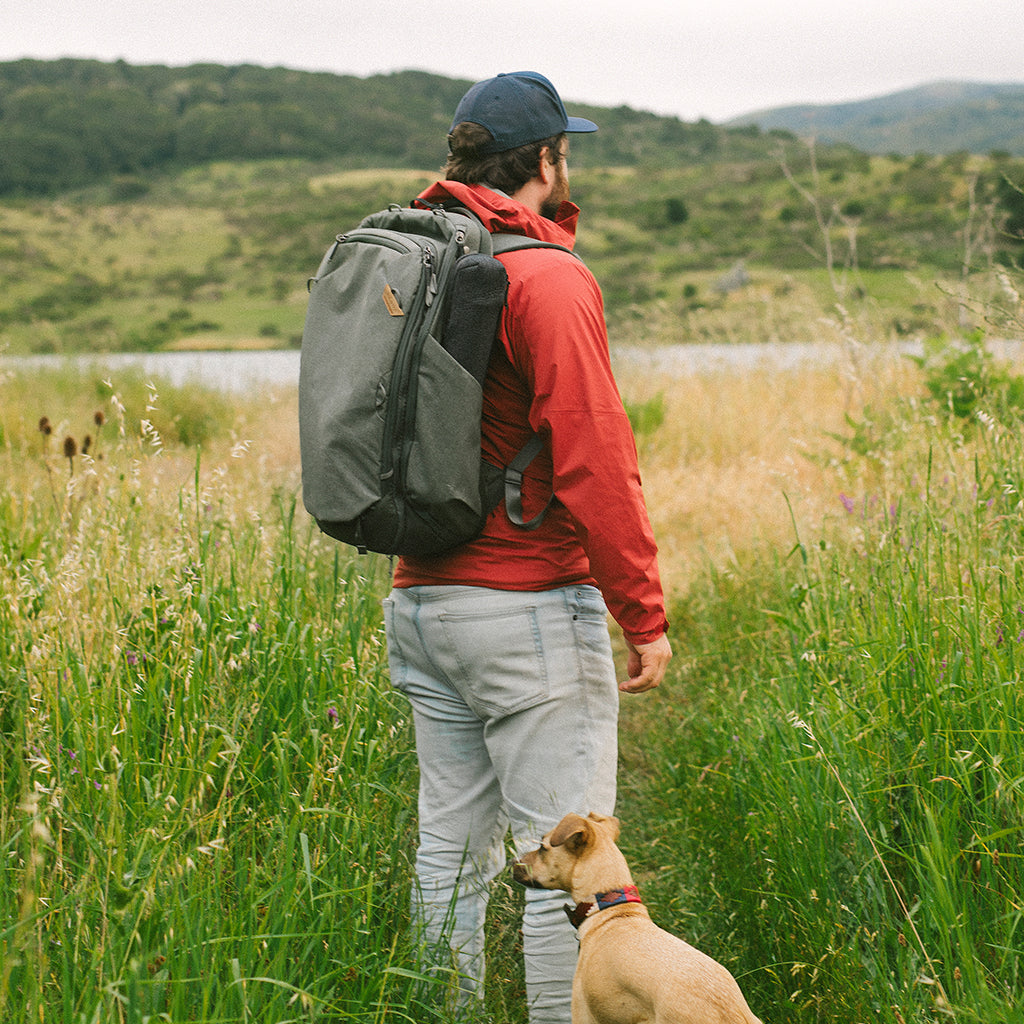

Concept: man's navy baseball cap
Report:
left=450, top=71, right=599, bottom=154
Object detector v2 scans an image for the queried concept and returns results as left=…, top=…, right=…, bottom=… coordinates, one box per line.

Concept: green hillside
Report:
left=2, top=60, right=1024, bottom=356
left=2, top=146, right=1023, bottom=356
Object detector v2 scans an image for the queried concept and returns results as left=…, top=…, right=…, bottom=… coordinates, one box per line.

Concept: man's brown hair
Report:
left=445, top=122, right=565, bottom=195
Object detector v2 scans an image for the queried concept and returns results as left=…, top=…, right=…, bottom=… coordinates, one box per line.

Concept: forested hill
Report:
left=0, top=58, right=788, bottom=196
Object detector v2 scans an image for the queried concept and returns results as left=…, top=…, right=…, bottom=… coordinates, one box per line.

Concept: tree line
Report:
left=0, top=58, right=776, bottom=196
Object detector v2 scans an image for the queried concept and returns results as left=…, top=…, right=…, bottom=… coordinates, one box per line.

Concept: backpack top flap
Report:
left=360, top=203, right=494, bottom=259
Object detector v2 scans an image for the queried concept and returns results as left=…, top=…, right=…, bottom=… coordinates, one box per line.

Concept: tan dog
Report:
left=513, top=812, right=763, bottom=1024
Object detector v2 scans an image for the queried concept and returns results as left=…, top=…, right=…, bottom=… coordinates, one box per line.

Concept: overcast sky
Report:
left=3, top=0, right=1021, bottom=122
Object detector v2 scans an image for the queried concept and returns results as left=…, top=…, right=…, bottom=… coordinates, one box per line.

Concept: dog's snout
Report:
left=512, top=858, right=542, bottom=888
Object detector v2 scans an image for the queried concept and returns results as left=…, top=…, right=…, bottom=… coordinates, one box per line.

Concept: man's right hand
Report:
left=620, top=633, right=671, bottom=694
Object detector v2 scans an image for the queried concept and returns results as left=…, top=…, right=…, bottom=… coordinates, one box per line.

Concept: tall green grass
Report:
left=6, top=355, right=1024, bottom=1023
left=0, top=371, right=442, bottom=1022
left=619, top=385, right=1024, bottom=1023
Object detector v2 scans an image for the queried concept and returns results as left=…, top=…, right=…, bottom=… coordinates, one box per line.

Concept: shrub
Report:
left=908, top=329, right=1024, bottom=422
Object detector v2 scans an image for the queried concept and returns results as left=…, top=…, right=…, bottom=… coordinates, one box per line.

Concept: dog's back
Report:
left=575, top=907, right=762, bottom=1024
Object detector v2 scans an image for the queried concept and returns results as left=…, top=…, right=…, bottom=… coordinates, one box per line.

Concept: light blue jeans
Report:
left=383, top=584, right=619, bottom=1023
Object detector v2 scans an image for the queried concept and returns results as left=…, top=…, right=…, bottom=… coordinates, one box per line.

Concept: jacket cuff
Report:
left=623, top=622, right=669, bottom=647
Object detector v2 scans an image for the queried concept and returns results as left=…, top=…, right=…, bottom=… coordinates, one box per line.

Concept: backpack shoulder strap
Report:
left=490, top=233, right=579, bottom=259
left=488, top=233, right=572, bottom=531
left=504, top=432, right=554, bottom=530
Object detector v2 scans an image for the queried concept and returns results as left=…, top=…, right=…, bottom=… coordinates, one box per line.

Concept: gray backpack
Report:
left=299, top=200, right=570, bottom=556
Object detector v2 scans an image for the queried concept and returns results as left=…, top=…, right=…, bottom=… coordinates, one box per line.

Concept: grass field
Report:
left=2, top=152, right=1006, bottom=357
left=3, top=308, right=1024, bottom=1022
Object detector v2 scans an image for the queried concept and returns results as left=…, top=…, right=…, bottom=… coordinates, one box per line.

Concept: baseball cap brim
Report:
left=566, top=115, right=599, bottom=134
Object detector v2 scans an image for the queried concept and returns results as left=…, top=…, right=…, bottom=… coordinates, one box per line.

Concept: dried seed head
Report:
left=63, top=436, right=78, bottom=459
left=82, top=435, right=92, bottom=455
left=39, top=417, right=52, bottom=435
left=94, top=410, right=106, bottom=427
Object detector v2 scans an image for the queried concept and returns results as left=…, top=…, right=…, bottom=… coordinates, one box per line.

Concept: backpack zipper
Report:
left=379, top=244, right=439, bottom=498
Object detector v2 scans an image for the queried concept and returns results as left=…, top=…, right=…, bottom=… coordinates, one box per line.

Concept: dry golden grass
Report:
left=614, top=345, right=922, bottom=595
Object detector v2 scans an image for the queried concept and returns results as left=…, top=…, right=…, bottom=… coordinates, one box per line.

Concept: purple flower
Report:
left=327, top=706, right=339, bottom=724
left=839, top=493, right=856, bottom=514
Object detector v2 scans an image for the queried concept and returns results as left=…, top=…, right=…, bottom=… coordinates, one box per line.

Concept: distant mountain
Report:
left=726, top=81, right=1024, bottom=156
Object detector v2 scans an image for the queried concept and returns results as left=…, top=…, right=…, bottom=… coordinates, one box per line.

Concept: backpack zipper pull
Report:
left=423, top=246, right=438, bottom=306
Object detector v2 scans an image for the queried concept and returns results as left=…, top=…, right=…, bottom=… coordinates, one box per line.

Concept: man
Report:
left=382, top=71, right=671, bottom=1023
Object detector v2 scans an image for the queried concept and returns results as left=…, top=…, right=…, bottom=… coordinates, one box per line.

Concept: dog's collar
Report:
left=564, top=885, right=643, bottom=929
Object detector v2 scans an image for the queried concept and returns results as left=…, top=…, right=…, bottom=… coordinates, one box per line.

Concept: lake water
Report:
left=2, top=349, right=305, bottom=394
left=1, top=341, right=945, bottom=394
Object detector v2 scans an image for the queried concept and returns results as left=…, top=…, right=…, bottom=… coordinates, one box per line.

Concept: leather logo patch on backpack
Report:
left=382, top=284, right=404, bottom=316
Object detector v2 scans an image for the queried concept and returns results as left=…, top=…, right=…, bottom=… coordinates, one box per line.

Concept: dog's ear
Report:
left=586, top=812, right=621, bottom=842
left=549, top=813, right=591, bottom=852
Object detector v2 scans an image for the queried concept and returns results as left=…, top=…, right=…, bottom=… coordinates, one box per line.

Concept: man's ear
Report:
left=536, top=146, right=556, bottom=186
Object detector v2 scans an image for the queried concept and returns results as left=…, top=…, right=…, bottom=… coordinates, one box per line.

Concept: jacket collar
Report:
left=564, top=885, right=643, bottom=929
left=416, top=180, right=579, bottom=249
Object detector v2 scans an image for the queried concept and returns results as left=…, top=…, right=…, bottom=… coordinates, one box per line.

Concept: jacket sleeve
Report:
left=503, top=252, right=668, bottom=643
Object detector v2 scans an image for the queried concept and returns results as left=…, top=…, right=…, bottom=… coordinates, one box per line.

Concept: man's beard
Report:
left=540, top=161, right=570, bottom=221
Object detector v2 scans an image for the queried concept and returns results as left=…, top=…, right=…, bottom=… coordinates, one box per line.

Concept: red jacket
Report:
left=393, top=181, right=668, bottom=645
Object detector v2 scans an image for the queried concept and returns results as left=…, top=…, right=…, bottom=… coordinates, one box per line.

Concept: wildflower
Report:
left=63, top=435, right=78, bottom=474
left=327, top=706, right=339, bottom=724
left=839, top=492, right=856, bottom=514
